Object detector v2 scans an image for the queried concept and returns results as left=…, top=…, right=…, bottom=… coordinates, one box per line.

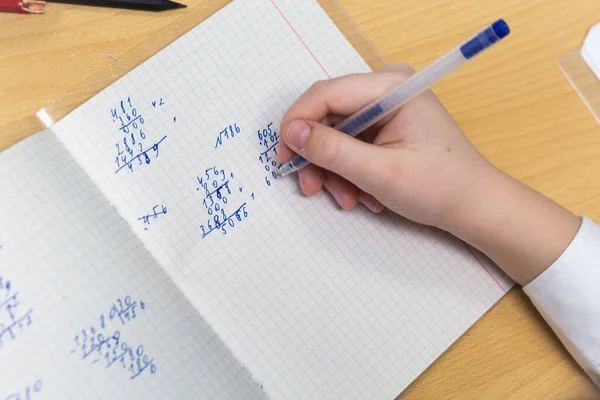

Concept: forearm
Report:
left=446, top=163, right=581, bottom=285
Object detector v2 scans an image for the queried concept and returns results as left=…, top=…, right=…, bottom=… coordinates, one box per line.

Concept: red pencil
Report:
left=0, top=0, right=45, bottom=13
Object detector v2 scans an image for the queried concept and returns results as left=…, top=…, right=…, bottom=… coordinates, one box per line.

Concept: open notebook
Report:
left=0, top=0, right=512, bottom=398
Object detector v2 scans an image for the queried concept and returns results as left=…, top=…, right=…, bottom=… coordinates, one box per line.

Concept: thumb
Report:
left=282, top=120, right=382, bottom=189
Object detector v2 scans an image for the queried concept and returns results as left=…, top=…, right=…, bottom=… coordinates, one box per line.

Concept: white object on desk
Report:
left=582, top=23, right=600, bottom=80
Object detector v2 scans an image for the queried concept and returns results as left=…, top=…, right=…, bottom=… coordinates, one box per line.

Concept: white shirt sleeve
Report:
left=523, top=216, right=600, bottom=387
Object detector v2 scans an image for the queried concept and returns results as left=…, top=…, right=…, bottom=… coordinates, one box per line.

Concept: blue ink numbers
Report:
left=71, top=296, right=155, bottom=380
left=115, top=136, right=167, bottom=174
left=77, top=295, right=147, bottom=332
left=257, top=122, right=279, bottom=186
left=199, top=202, right=248, bottom=238
left=4, top=379, right=42, bottom=400
left=137, top=205, right=167, bottom=230
left=111, top=97, right=144, bottom=134
left=215, top=123, right=241, bottom=149
left=151, top=98, right=164, bottom=108
left=112, top=96, right=146, bottom=171
left=72, top=329, right=156, bottom=380
left=0, top=275, right=33, bottom=349
left=197, top=168, right=251, bottom=238
left=106, top=296, right=146, bottom=326
left=112, top=97, right=167, bottom=174
left=197, top=167, right=229, bottom=199
left=71, top=327, right=121, bottom=364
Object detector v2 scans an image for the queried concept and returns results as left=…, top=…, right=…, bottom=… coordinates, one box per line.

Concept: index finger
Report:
left=277, top=63, right=413, bottom=162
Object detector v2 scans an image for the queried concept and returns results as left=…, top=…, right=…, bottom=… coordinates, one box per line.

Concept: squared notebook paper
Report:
left=0, top=0, right=513, bottom=398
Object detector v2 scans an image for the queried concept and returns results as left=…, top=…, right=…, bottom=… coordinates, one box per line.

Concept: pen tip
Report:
left=277, top=163, right=298, bottom=177
left=276, top=164, right=291, bottom=177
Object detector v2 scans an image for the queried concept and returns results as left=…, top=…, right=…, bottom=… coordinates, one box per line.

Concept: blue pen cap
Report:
left=460, top=19, right=510, bottom=59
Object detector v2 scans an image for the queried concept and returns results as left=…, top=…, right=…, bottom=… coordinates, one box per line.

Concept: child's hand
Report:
left=277, top=63, right=491, bottom=233
left=277, top=63, right=580, bottom=285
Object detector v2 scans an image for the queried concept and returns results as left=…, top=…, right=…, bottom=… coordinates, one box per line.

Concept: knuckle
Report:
left=394, top=62, right=415, bottom=75
left=380, top=62, right=415, bottom=81
left=308, top=79, right=328, bottom=94
left=394, top=65, right=415, bottom=82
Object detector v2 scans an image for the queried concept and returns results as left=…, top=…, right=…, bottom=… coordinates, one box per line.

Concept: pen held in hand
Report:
left=277, top=19, right=510, bottom=177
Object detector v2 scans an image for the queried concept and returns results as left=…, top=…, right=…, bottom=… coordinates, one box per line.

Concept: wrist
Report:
left=438, top=160, right=503, bottom=236
left=444, top=163, right=581, bottom=285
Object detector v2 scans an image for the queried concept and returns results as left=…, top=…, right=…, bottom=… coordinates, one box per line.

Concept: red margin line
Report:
left=463, top=242, right=507, bottom=294
left=269, top=0, right=502, bottom=296
left=269, top=0, right=332, bottom=79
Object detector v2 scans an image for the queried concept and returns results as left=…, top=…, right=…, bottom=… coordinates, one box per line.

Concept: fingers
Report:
left=358, top=192, right=384, bottom=213
left=277, top=63, right=413, bottom=213
left=323, top=172, right=359, bottom=210
left=277, top=63, right=414, bottom=161
left=277, top=115, right=344, bottom=162
left=298, top=165, right=324, bottom=196
left=302, top=169, right=385, bottom=213
left=282, top=64, right=413, bottom=130
left=281, top=120, right=384, bottom=191
left=276, top=137, right=296, bottom=163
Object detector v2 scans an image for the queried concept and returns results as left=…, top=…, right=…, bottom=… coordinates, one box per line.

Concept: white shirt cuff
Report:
left=523, top=216, right=600, bottom=387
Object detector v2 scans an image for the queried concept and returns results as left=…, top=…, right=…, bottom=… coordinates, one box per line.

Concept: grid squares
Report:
left=15, top=0, right=518, bottom=399
left=0, top=131, right=268, bottom=399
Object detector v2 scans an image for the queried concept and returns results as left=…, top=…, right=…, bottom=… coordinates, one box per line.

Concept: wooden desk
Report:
left=1, top=0, right=600, bottom=398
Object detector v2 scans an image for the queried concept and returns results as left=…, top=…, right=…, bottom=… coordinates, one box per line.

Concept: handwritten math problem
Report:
left=257, top=122, right=280, bottom=186
left=138, top=205, right=168, bottom=230
left=109, top=111, right=283, bottom=239
left=3, top=380, right=42, bottom=400
left=197, top=167, right=253, bottom=238
left=215, top=123, right=240, bottom=149
left=192, top=121, right=284, bottom=238
left=112, top=97, right=169, bottom=174
left=0, top=275, right=33, bottom=349
left=71, top=296, right=156, bottom=380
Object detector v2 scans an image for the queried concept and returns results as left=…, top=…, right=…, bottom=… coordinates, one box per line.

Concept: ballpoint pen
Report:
left=277, top=19, right=510, bottom=177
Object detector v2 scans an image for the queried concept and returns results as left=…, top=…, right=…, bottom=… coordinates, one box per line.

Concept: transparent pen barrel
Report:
left=335, top=48, right=467, bottom=137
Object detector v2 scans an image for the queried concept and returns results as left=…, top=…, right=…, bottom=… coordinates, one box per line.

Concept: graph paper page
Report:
left=52, top=0, right=513, bottom=398
left=0, top=131, right=268, bottom=399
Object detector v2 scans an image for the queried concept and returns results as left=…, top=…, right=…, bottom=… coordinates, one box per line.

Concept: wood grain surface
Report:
left=1, top=0, right=600, bottom=398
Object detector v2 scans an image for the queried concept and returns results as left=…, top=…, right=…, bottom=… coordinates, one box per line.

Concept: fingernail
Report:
left=286, top=121, right=311, bottom=149
left=359, top=194, right=381, bottom=213
left=332, top=191, right=344, bottom=208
